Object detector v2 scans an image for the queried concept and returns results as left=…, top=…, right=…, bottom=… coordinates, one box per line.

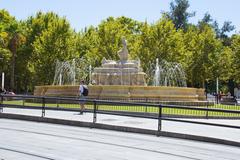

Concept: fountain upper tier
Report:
left=91, top=38, right=146, bottom=85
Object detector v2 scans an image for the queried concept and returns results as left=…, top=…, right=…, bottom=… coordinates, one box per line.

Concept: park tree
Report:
left=231, top=35, right=240, bottom=83
left=198, top=12, right=235, bottom=46
left=213, top=47, right=233, bottom=81
left=0, top=10, right=12, bottom=91
left=217, top=21, right=235, bottom=46
left=0, top=9, right=26, bottom=91
left=137, top=18, right=184, bottom=84
left=197, top=12, right=214, bottom=30
left=77, top=26, right=101, bottom=66
left=183, top=24, right=222, bottom=88
left=7, top=23, right=26, bottom=90
left=0, top=10, right=12, bottom=66
left=215, top=21, right=235, bottom=40
left=19, top=12, right=56, bottom=90
left=164, top=0, right=195, bottom=30
left=75, top=27, right=101, bottom=82
left=30, top=12, right=78, bottom=85
left=97, top=16, right=142, bottom=61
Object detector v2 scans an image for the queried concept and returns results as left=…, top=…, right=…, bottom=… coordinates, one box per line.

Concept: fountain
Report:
left=91, top=38, right=146, bottom=85
left=154, top=58, right=187, bottom=87
left=34, top=38, right=205, bottom=102
left=52, top=59, right=76, bottom=86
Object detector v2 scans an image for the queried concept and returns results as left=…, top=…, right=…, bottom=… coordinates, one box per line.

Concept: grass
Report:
left=2, top=100, right=240, bottom=117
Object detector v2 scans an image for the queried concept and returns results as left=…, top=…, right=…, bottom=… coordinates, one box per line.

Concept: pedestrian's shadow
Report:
left=73, top=112, right=83, bottom=115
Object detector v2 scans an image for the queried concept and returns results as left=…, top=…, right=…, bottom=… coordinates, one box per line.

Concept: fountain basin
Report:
left=34, top=85, right=205, bottom=102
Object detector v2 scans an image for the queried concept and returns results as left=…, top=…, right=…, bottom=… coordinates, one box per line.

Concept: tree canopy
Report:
left=0, top=0, right=239, bottom=94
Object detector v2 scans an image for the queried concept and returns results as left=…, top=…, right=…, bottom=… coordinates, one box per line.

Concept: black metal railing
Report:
left=1, top=94, right=240, bottom=135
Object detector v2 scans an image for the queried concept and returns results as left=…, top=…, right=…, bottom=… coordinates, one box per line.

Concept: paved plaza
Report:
left=2, top=107, right=240, bottom=143
left=0, top=118, right=240, bottom=160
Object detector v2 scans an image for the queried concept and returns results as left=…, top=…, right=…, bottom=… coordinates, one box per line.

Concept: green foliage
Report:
left=137, top=18, right=185, bottom=84
left=0, top=9, right=26, bottom=90
left=164, top=0, right=195, bottom=30
left=0, top=6, right=239, bottom=93
left=183, top=25, right=223, bottom=87
left=26, top=12, right=78, bottom=86
left=198, top=12, right=235, bottom=46
left=97, top=16, right=142, bottom=60
left=231, top=35, right=240, bottom=83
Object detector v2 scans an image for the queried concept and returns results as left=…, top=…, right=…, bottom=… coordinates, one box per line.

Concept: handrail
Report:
left=1, top=94, right=240, bottom=135
left=1, top=94, right=240, bottom=114
left=0, top=94, right=160, bottom=107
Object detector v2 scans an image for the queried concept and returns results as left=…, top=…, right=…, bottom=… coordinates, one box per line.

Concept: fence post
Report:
left=157, top=104, right=162, bottom=136
left=93, top=100, right=97, bottom=123
left=42, top=97, right=45, bottom=117
left=206, top=101, right=209, bottom=119
left=145, top=98, right=148, bottom=113
left=22, top=96, right=25, bottom=107
left=0, top=94, right=3, bottom=113
left=57, top=97, right=59, bottom=108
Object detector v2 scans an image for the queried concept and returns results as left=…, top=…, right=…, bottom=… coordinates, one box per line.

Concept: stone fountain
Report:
left=91, top=38, right=146, bottom=85
left=34, top=38, right=205, bottom=102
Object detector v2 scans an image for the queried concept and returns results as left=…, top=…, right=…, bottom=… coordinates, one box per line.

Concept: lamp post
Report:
left=216, top=77, right=219, bottom=104
left=0, top=57, right=4, bottom=90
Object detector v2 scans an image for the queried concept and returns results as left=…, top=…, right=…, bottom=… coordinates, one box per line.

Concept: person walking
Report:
left=79, top=80, right=88, bottom=114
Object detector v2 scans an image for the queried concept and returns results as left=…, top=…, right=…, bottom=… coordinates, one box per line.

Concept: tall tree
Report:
left=0, top=10, right=12, bottom=62
left=7, top=24, right=25, bottom=90
left=0, top=10, right=25, bottom=91
left=97, top=16, right=142, bottom=61
left=231, top=35, right=240, bottom=83
left=198, top=12, right=213, bottom=29
left=137, top=18, right=184, bottom=84
left=183, top=25, right=222, bottom=87
left=164, top=0, right=195, bottom=30
left=30, top=12, right=78, bottom=85
left=198, top=12, right=235, bottom=46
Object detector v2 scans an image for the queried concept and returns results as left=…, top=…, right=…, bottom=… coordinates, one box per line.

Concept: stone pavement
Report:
left=1, top=118, right=240, bottom=160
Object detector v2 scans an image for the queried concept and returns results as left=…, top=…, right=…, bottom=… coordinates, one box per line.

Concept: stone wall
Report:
left=34, top=85, right=205, bottom=102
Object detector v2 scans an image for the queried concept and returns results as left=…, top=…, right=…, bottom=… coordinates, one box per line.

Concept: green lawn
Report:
left=2, top=100, right=240, bottom=117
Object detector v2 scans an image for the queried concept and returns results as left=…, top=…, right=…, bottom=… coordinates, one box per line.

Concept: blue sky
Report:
left=0, top=0, right=239, bottom=33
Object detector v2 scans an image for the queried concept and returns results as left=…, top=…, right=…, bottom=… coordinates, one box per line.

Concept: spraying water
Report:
left=154, top=59, right=187, bottom=87
left=52, top=58, right=90, bottom=85
left=52, top=59, right=76, bottom=85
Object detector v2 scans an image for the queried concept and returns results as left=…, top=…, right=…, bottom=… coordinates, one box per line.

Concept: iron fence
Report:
left=1, top=94, right=240, bottom=135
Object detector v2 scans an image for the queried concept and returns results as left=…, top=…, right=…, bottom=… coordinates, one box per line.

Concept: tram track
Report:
left=0, top=147, right=54, bottom=159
